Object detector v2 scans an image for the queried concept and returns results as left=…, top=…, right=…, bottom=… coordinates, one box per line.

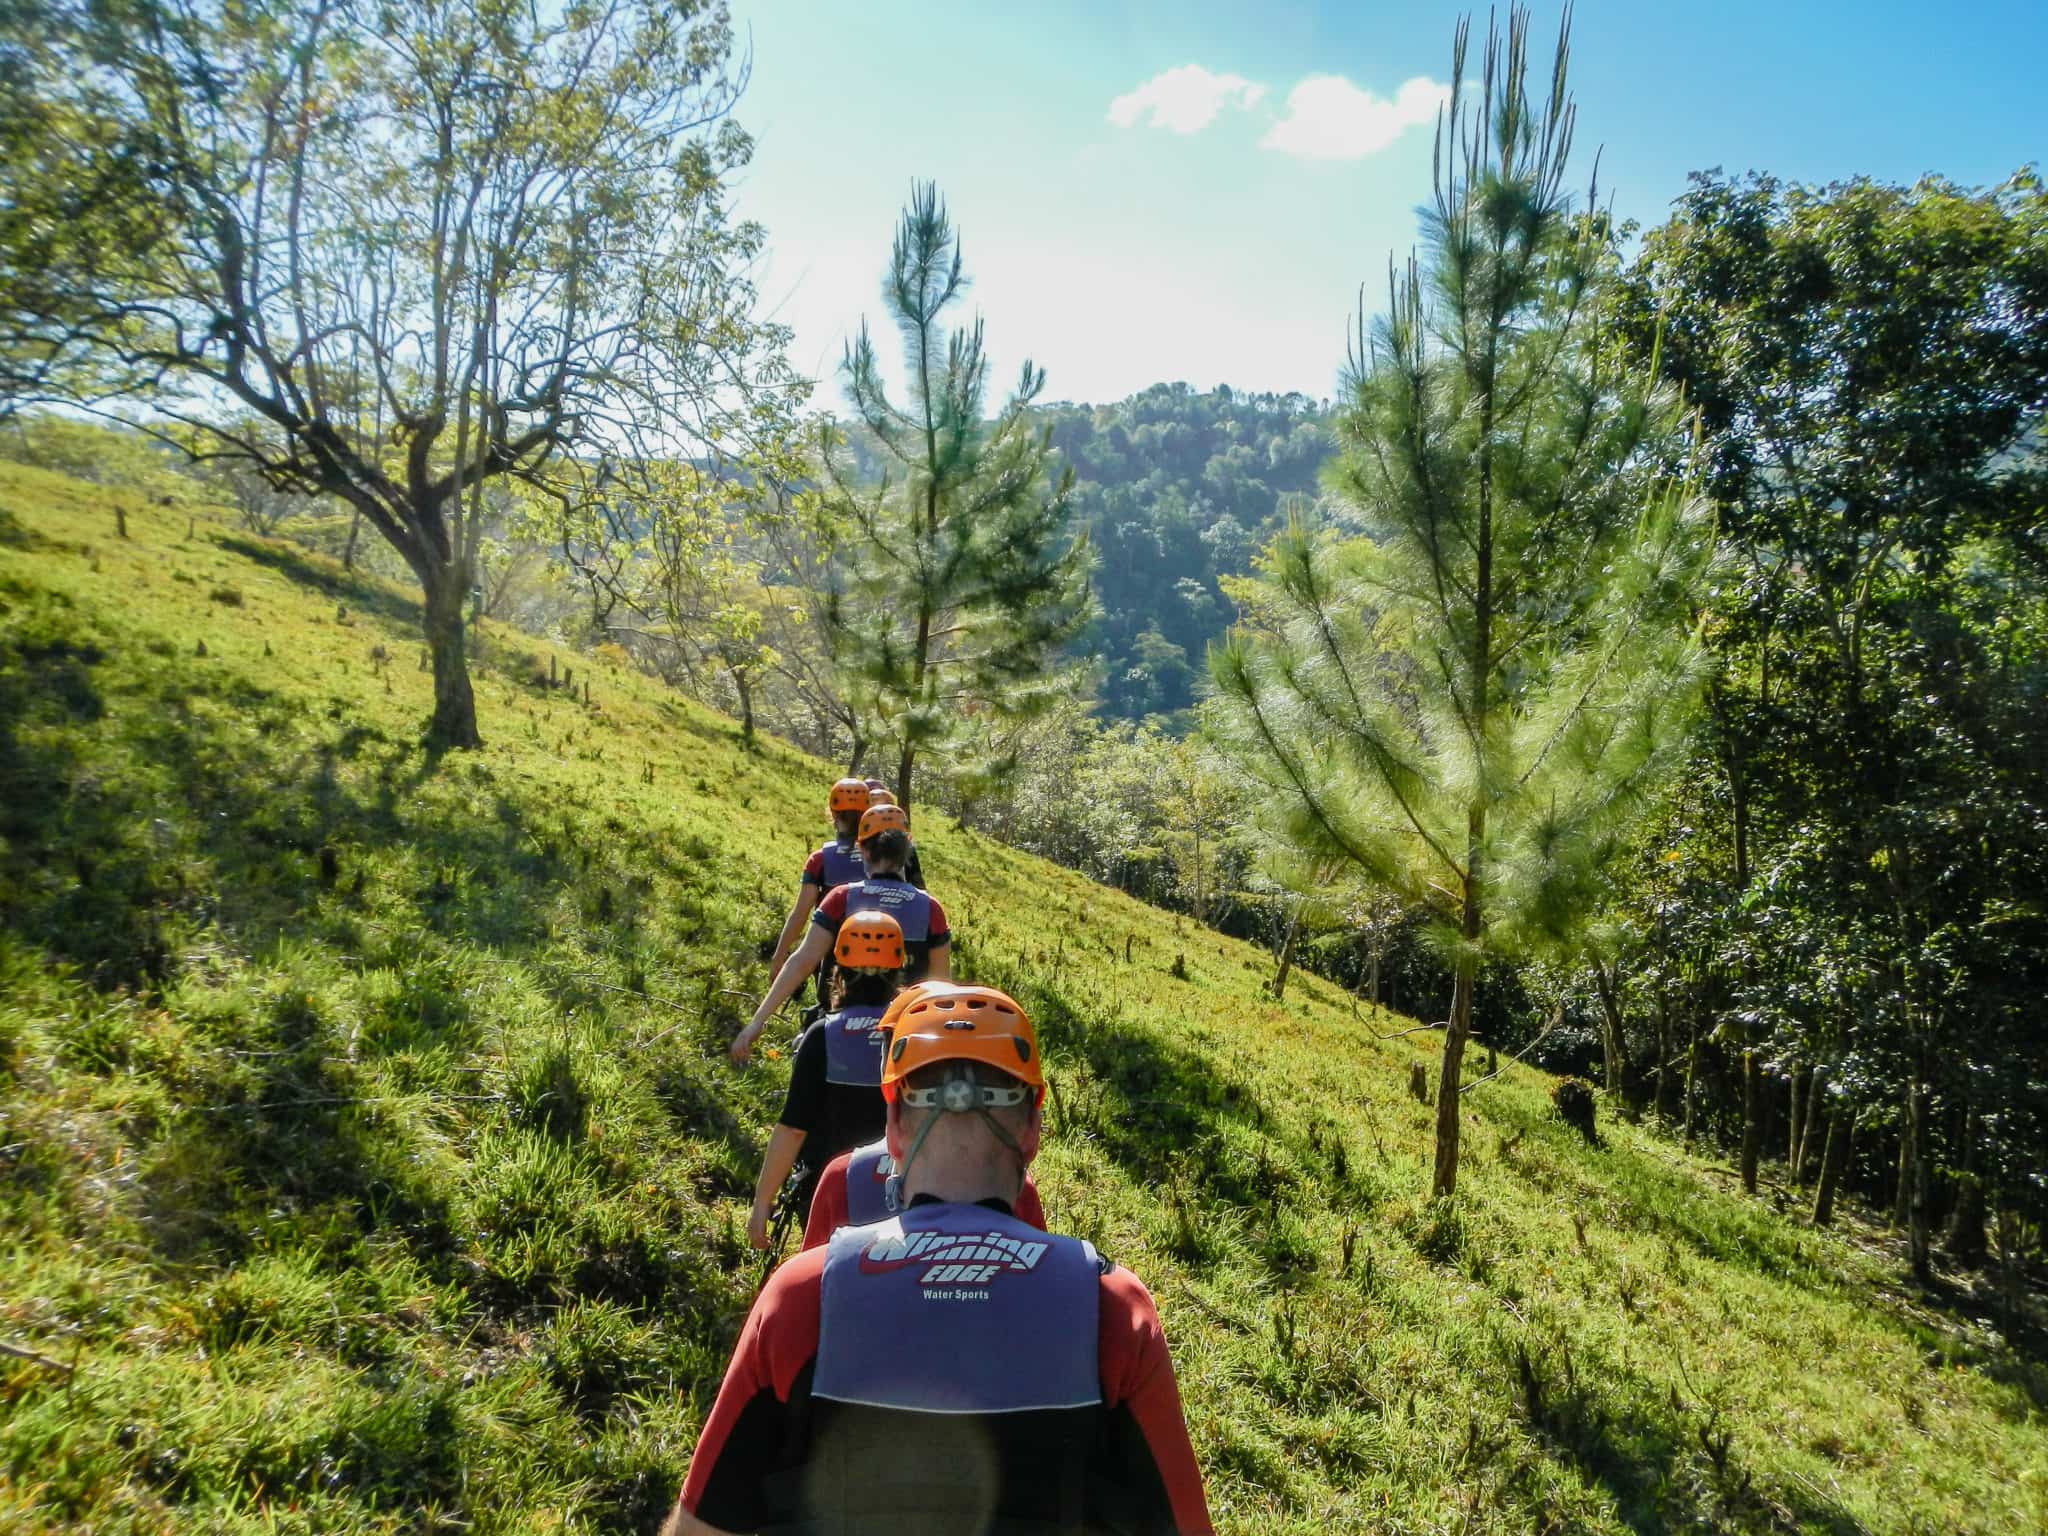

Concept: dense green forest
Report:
left=1043, top=386, right=1331, bottom=722
left=836, top=382, right=1329, bottom=726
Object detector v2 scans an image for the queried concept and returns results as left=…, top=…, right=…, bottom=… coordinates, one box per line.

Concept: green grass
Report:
left=0, top=460, right=2043, bottom=1534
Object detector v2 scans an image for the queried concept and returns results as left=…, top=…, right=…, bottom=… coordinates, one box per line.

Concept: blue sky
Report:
left=726, top=1, right=2043, bottom=407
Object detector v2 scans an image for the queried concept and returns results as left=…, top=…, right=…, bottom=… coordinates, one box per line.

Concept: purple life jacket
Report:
left=830, top=876, right=933, bottom=944
left=841, top=1138, right=898, bottom=1226
left=814, top=1203, right=1102, bottom=1415
left=813, top=838, right=865, bottom=890
left=821, top=1005, right=889, bottom=1088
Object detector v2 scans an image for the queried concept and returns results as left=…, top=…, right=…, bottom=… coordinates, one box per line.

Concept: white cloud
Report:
left=1108, top=65, right=1267, bottom=135
left=1260, top=74, right=1449, bottom=160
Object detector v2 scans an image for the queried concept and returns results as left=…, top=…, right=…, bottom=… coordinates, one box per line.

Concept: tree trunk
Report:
left=116, top=503, right=129, bottom=540
left=1740, top=1049, right=1761, bottom=1195
left=733, top=667, right=755, bottom=750
left=1431, top=956, right=1476, bottom=1200
left=1681, top=1015, right=1701, bottom=1148
left=1759, top=1072, right=1777, bottom=1175
left=846, top=732, right=866, bottom=778
left=1653, top=992, right=1676, bottom=1122
left=1996, top=1202, right=2027, bottom=1333
left=1811, top=1108, right=1852, bottom=1226
left=1943, top=1099, right=1988, bottom=1267
left=1787, top=1061, right=1808, bottom=1174
left=1590, top=956, right=1633, bottom=1104
left=1271, top=905, right=1302, bottom=1001
left=896, top=739, right=917, bottom=818
left=343, top=506, right=362, bottom=572
left=1368, top=945, right=1381, bottom=1008
left=422, top=567, right=482, bottom=750
left=1907, top=1081, right=1933, bottom=1281
left=1796, top=1067, right=1827, bottom=1184
left=1893, top=1081, right=1914, bottom=1228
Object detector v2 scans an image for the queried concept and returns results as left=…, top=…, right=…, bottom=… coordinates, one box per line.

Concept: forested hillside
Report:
left=3, top=467, right=2044, bottom=1534
left=1042, top=385, right=1330, bottom=722
left=837, top=381, right=1329, bottom=725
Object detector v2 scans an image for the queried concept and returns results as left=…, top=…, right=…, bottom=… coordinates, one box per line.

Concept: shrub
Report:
left=1553, top=1076, right=1599, bottom=1144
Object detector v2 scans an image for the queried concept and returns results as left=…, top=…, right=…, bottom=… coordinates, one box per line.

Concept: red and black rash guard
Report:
left=813, top=876, right=948, bottom=981
left=802, top=1145, right=1047, bottom=1250
left=678, top=1202, right=1212, bottom=1536
left=792, top=850, right=923, bottom=1009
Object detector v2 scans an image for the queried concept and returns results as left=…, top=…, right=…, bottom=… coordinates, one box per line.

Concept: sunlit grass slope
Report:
left=1, top=462, right=2042, bottom=1535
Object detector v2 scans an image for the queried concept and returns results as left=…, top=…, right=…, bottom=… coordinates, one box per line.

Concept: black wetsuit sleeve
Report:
left=778, top=1026, right=827, bottom=1133
left=680, top=1264, right=824, bottom=1529
left=906, top=847, right=926, bottom=890
left=1089, top=1404, right=1186, bottom=1535
left=691, top=1388, right=795, bottom=1531
left=1096, top=1268, right=1213, bottom=1533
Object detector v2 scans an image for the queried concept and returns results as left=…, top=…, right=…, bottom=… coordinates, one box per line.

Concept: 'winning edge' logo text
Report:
left=860, top=1229, right=1049, bottom=1288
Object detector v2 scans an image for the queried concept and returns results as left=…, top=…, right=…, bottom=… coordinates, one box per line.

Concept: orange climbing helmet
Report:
left=835, top=909, right=906, bottom=971
left=856, top=803, right=909, bottom=844
left=881, top=984, right=1043, bottom=1104
left=829, top=777, right=872, bottom=815
left=879, top=978, right=957, bottom=1033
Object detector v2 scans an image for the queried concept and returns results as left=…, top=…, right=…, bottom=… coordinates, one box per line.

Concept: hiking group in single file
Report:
left=660, top=777, right=1212, bottom=1536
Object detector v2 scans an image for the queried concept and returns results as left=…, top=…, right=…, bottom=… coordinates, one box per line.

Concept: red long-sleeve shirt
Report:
left=678, top=1225, right=1212, bottom=1535
left=801, top=1150, right=1047, bottom=1250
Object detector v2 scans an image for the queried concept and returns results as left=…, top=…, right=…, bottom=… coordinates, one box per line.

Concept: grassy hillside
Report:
left=1, top=462, right=2042, bottom=1535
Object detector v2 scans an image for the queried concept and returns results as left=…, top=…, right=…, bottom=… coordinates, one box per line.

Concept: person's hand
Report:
left=747, top=1204, right=772, bottom=1250
left=730, top=1024, right=758, bottom=1066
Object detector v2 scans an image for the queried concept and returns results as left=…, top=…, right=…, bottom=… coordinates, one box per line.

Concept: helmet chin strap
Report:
left=886, top=1064, right=1027, bottom=1209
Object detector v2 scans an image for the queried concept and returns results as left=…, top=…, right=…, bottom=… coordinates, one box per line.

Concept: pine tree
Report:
left=822, top=183, right=1093, bottom=812
left=1207, top=8, right=1717, bottom=1201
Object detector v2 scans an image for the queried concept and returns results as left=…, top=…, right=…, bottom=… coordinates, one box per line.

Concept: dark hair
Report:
left=832, top=810, right=862, bottom=842
left=863, top=828, right=911, bottom=867
left=831, top=967, right=901, bottom=1011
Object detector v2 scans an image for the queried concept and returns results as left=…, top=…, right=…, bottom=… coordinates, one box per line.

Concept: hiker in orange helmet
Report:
left=732, top=801, right=948, bottom=1065
left=765, top=780, right=926, bottom=1029
left=665, top=985, right=1212, bottom=1536
left=862, top=783, right=929, bottom=885
left=802, top=980, right=1045, bottom=1245
left=763, top=779, right=870, bottom=1014
left=743, top=911, right=906, bottom=1251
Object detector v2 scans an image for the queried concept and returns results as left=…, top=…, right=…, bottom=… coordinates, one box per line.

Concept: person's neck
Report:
left=867, top=865, right=903, bottom=880
left=903, top=1168, right=1018, bottom=1206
